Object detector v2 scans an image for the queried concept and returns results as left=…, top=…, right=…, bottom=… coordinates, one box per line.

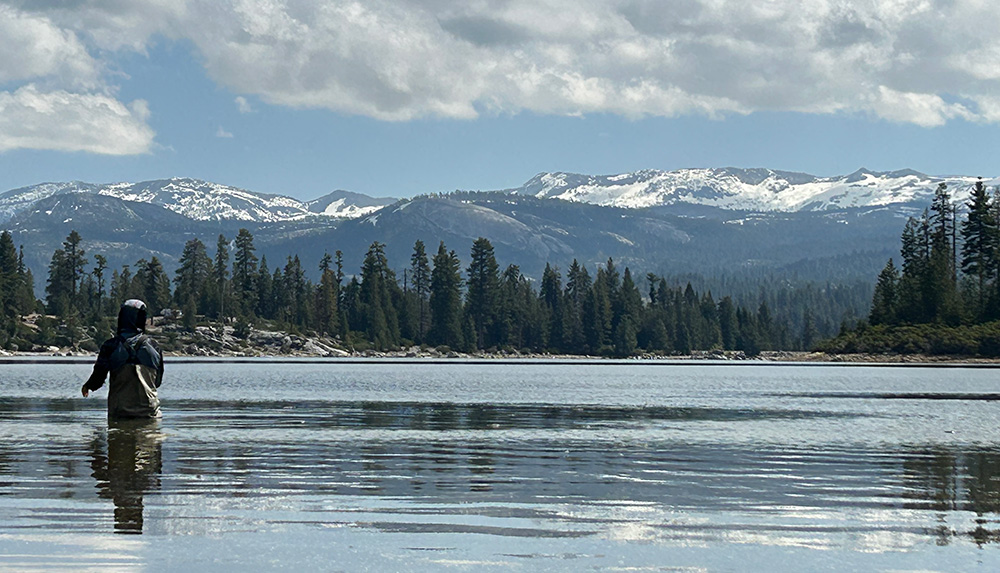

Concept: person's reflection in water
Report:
left=90, top=419, right=163, bottom=534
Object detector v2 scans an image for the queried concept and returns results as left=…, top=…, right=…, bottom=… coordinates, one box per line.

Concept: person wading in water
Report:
left=82, top=299, right=164, bottom=419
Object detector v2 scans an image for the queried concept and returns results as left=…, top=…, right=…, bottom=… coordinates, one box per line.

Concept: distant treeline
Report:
left=823, top=179, right=1000, bottom=355
left=1, top=228, right=866, bottom=355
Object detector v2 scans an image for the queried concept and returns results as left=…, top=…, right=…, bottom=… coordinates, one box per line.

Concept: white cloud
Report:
left=0, top=85, right=154, bottom=154
left=0, top=4, right=155, bottom=154
left=216, top=126, right=234, bottom=138
left=7, top=0, right=1000, bottom=128
left=0, top=5, right=99, bottom=88
left=235, top=96, right=253, bottom=114
left=867, top=86, right=975, bottom=127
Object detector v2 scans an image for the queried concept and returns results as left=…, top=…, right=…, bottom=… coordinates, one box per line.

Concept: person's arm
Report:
left=149, top=338, right=164, bottom=388
left=82, top=339, right=115, bottom=397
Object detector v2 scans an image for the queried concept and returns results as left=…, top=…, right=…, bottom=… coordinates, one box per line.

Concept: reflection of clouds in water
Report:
left=854, top=528, right=928, bottom=554
left=603, top=521, right=659, bottom=543
left=427, top=559, right=518, bottom=568
left=0, top=533, right=145, bottom=570
left=91, top=419, right=164, bottom=534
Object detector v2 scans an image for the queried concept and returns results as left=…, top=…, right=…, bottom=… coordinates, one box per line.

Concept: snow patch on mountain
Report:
left=95, top=178, right=311, bottom=222
left=305, top=190, right=396, bottom=219
left=0, top=182, right=97, bottom=223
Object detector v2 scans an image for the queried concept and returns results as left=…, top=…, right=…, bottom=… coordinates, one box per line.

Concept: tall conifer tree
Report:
left=410, top=240, right=431, bottom=342
left=232, top=228, right=259, bottom=317
left=429, top=241, right=463, bottom=348
left=465, top=238, right=500, bottom=349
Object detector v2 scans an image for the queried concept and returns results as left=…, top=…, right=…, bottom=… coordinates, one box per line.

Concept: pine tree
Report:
left=410, top=240, right=431, bottom=342
left=897, top=217, right=925, bottom=322
left=930, top=183, right=957, bottom=280
left=583, top=270, right=612, bottom=353
left=619, top=268, right=643, bottom=333
left=961, top=178, right=998, bottom=318
left=174, top=238, right=212, bottom=315
left=271, top=265, right=288, bottom=323
left=718, top=296, right=737, bottom=350
left=255, top=255, right=274, bottom=319
left=45, top=248, right=72, bottom=316
left=232, top=228, right=259, bottom=317
left=429, top=241, right=463, bottom=348
left=62, top=230, right=86, bottom=308
left=562, top=259, right=591, bottom=353
left=869, top=258, right=899, bottom=326
left=15, top=246, right=35, bottom=316
left=465, top=238, right=500, bottom=349
left=735, top=306, right=761, bottom=356
left=341, top=277, right=362, bottom=336
left=213, top=234, right=231, bottom=320
left=603, top=258, right=622, bottom=331
left=359, top=242, right=399, bottom=349
left=0, top=232, right=23, bottom=322
left=110, top=265, right=131, bottom=309
left=613, top=268, right=640, bottom=357
left=335, top=250, right=345, bottom=286
left=314, top=253, right=340, bottom=336
left=92, top=254, right=108, bottom=316
left=756, top=300, right=773, bottom=350
left=132, top=257, right=171, bottom=314
left=674, top=321, right=691, bottom=355
left=282, top=255, right=310, bottom=328
left=539, top=263, right=563, bottom=350
left=45, top=231, right=88, bottom=316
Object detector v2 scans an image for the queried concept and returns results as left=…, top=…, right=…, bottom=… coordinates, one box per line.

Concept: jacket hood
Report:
left=117, top=299, right=148, bottom=335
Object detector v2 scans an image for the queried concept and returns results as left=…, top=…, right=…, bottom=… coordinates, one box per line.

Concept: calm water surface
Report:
left=2, top=360, right=1000, bottom=571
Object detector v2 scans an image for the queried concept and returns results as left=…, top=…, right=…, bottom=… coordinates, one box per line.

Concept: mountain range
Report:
left=0, top=167, right=989, bottom=299
left=0, top=178, right=395, bottom=225
left=511, top=167, right=988, bottom=212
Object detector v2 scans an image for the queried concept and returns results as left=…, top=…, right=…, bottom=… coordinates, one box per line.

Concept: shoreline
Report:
left=2, top=349, right=1000, bottom=366
left=5, top=324, right=999, bottom=365
left=9, top=318, right=1000, bottom=365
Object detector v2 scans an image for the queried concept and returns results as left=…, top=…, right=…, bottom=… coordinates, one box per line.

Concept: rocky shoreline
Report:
left=1, top=323, right=998, bottom=364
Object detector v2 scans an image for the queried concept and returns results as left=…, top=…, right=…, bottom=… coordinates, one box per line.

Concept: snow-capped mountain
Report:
left=0, top=178, right=397, bottom=224
left=97, top=179, right=310, bottom=222
left=513, top=168, right=992, bottom=212
left=305, top=190, right=397, bottom=219
left=0, top=182, right=100, bottom=223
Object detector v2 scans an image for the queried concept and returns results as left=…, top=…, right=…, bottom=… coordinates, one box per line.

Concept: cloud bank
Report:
left=3, top=0, right=1000, bottom=152
left=0, top=86, right=153, bottom=154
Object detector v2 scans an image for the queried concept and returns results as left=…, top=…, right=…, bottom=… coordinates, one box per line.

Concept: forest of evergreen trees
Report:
left=0, top=227, right=859, bottom=356
left=823, top=179, right=1000, bottom=356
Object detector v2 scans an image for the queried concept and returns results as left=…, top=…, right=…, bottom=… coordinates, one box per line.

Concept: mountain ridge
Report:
left=2, top=167, right=992, bottom=227
left=0, top=177, right=400, bottom=225
left=511, top=167, right=993, bottom=213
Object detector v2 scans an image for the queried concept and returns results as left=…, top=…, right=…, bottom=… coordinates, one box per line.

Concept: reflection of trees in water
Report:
left=902, top=447, right=1000, bottom=546
left=90, top=420, right=163, bottom=534
left=0, top=446, right=11, bottom=481
left=327, top=402, right=815, bottom=432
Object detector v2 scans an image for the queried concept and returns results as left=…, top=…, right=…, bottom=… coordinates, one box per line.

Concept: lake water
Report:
left=2, top=359, right=1000, bottom=571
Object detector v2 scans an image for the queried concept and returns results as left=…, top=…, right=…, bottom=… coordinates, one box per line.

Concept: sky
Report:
left=1, top=0, right=1000, bottom=201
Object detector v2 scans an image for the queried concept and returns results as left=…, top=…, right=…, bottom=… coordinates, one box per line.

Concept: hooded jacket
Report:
left=84, top=300, right=164, bottom=418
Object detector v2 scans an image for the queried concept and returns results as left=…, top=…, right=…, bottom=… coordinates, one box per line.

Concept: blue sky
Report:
left=2, top=1, right=1000, bottom=200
